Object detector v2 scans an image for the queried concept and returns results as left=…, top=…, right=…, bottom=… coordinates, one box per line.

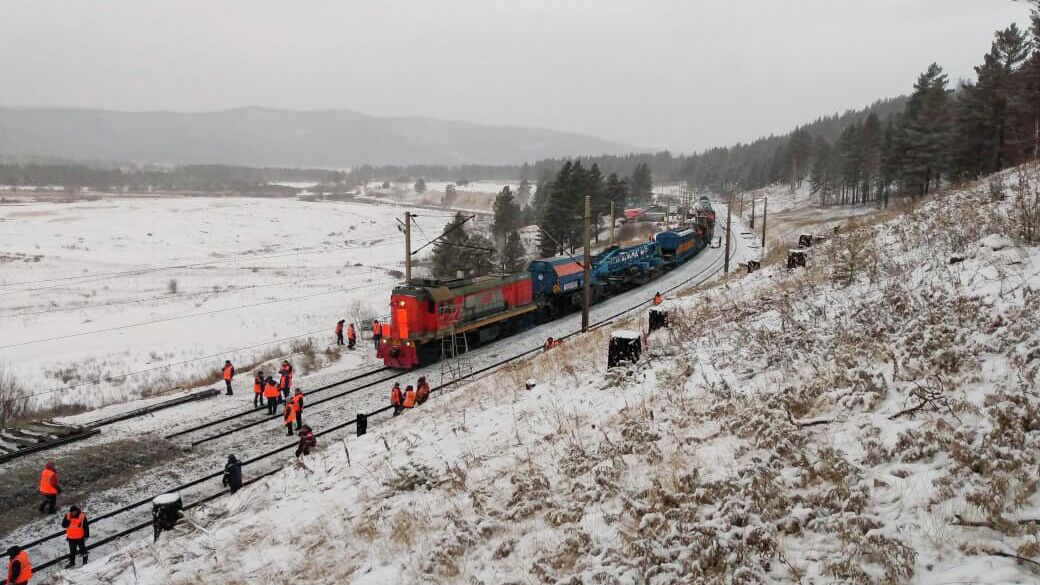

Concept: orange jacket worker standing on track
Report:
left=290, top=388, right=304, bottom=426
left=252, top=371, right=264, bottom=409
left=5, top=546, right=31, bottom=585
left=61, top=505, right=89, bottom=568
left=372, top=319, right=381, bottom=348
left=335, top=320, right=345, bottom=346
left=278, top=361, right=293, bottom=401
left=38, top=462, right=60, bottom=513
left=652, top=292, right=662, bottom=306
left=346, top=323, right=356, bottom=349
left=222, top=360, right=235, bottom=396
left=263, top=376, right=280, bottom=415
left=390, top=382, right=403, bottom=416
left=283, top=400, right=299, bottom=436
left=402, top=385, right=417, bottom=409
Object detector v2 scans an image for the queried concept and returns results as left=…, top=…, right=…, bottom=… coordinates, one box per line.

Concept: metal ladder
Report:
left=438, top=304, right=472, bottom=390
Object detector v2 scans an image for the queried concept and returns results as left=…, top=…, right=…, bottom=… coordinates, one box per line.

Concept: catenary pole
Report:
left=724, top=195, right=732, bottom=274
left=761, top=197, right=768, bottom=249
left=582, top=195, right=591, bottom=333
left=404, top=211, right=412, bottom=286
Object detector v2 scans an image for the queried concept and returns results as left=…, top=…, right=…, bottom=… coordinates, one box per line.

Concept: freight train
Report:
left=377, top=197, right=717, bottom=369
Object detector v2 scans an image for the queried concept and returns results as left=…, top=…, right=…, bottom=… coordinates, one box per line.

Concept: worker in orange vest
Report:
left=38, top=461, right=60, bottom=513
left=402, top=385, right=417, bottom=410
left=346, top=323, right=357, bottom=350
left=290, top=388, right=304, bottom=426
left=263, top=376, right=280, bottom=415
left=390, top=382, right=403, bottom=416
left=415, top=376, right=430, bottom=405
left=283, top=399, right=299, bottom=436
left=372, top=319, right=382, bottom=348
left=652, top=292, right=663, bottom=306
left=5, top=546, right=31, bottom=585
left=252, top=371, right=264, bottom=409
left=543, top=337, right=554, bottom=352
left=222, top=360, right=235, bottom=396
left=278, top=361, right=293, bottom=402
left=61, top=505, right=89, bottom=568
left=335, top=320, right=345, bottom=346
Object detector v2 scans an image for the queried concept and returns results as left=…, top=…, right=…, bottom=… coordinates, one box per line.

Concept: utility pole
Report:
left=724, top=195, right=732, bottom=274
left=761, top=197, right=768, bottom=249
left=739, top=191, right=744, bottom=216
left=403, top=211, right=412, bottom=285
left=582, top=195, right=591, bottom=333
left=749, top=194, right=756, bottom=229
left=609, top=200, right=615, bottom=246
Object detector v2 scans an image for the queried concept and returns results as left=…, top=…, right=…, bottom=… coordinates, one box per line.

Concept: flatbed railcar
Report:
left=380, top=200, right=716, bottom=369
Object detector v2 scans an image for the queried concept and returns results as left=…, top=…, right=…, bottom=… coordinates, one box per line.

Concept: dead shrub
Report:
left=0, top=364, right=29, bottom=426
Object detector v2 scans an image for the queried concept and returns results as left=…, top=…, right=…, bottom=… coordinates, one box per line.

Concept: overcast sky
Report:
left=0, top=0, right=1031, bottom=153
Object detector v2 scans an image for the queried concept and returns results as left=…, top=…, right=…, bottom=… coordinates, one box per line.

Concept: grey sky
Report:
left=0, top=0, right=1030, bottom=154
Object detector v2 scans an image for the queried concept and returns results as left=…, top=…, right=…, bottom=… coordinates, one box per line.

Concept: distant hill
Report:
left=0, top=106, right=639, bottom=167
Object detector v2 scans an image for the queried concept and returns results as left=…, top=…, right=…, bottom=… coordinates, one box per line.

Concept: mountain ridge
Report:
left=0, top=106, right=640, bottom=167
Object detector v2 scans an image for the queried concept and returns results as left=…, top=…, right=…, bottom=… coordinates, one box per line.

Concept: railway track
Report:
left=17, top=225, right=735, bottom=576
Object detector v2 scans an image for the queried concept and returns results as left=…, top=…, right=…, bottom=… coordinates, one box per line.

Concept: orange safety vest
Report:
left=253, top=377, right=263, bottom=394
left=390, top=386, right=402, bottom=406
left=263, top=381, right=280, bottom=399
left=65, top=513, right=85, bottom=540
left=223, top=364, right=233, bottom=381
left=372, top=322, right=381, bottom=336
left=39, top=468, right=58, bottom=495
left=417, top=382, right=430, bottom=399
left=347, top=325, right=356, bottom=340
left=291, top=393, right=303, bottom=410
left=335, top=322, right=343, bottom=334
left=402, top=389, right=417, bottom=408
left=7, top=550, right=31, bottom=584
left=283, top=402, right=298, bottom=424
left=652, top=294, right=662, bottom=305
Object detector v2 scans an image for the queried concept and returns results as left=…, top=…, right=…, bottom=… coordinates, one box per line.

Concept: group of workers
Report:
left=334, top=319, right=385, bottom=350
left=389, top=376, right=430, bottom=416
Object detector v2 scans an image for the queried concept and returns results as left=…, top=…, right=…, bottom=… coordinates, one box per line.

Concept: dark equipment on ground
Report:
left=787, top=249, right=807, bottom=270
left=746, top=260, right=761, bottom=274
left=356, top=412, right=368, bottom=436
left=151, top=493, right=183, bottom=542
left=608, top=331, right=642, bottom=368
left=648, top=308, right=668, bottom=332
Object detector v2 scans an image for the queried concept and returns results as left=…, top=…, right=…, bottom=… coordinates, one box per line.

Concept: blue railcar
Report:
left=656, top=228, right=700, bottom=264
left=591, top=241, right=663, bottom=285
left=528, top=256, right=586, bottom=298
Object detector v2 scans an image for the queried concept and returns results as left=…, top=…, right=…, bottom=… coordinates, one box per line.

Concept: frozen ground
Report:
left=32, top=164, right=1040, bottom=584
left=0, top=196, right=455, bottom=413
left=1, top=204, right=748, bottom=579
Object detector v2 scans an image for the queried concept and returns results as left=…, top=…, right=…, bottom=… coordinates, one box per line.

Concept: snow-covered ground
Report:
left=0, top=196, right=454, bottom=412
left=36, top=164, right=1040, bottom=584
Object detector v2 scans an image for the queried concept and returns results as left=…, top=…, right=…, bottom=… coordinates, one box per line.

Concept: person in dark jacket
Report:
left=61, top=505, right=89, bottom=568
left=6, top=546, right=31, bottom=585
left=221, top=455, right=242, bottom=494
left=295, top=425, right=316, bottom=458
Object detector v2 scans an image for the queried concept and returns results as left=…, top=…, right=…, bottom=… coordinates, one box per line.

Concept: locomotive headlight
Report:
left=398, top=300, right=406, bottom=307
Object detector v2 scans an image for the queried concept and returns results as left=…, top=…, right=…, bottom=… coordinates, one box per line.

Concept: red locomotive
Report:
left=378, top=273, right=536, bottom=369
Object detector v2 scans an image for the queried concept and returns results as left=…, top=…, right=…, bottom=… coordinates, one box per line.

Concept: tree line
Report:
left=808, top=8, right=1040, bottom=206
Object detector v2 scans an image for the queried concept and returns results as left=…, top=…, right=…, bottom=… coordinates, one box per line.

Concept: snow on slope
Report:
left=46, top=167, right=1040, bottom=583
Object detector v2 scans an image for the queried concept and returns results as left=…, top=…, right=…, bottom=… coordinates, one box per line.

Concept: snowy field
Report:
left=38, top=165, right=1040, bottom=584
left=0, top=196, right=454, bottom=413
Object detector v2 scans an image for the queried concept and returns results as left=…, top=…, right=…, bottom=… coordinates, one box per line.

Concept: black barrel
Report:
left=356, top=413, right=368, bottom=436
left=648, top=309, right=668, bottom=332
left=152, top=493, right=183, bottom=542
left=608, top=331, right=642, bottom=368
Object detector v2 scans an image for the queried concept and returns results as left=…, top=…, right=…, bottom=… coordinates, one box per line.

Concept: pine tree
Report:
left=500, top=229, right=527, bottom=272
left=585, top=163, right=606, bottom=241
left=538, top=161, right=574, bottom=257
left=443, top=183, right=457, bottom=206
left=629, top=163, right=653, bottom=207
left=491, top=186, right=522, bottom=245
left=414, top=178, right=427, bottom=194
left=604, top=172, right=629, bottom=220
left=901, top=63, right=952, bottom=196
left=432, top=212, right=471, bottom=278
left=516, top=177, right=532, bottom=208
